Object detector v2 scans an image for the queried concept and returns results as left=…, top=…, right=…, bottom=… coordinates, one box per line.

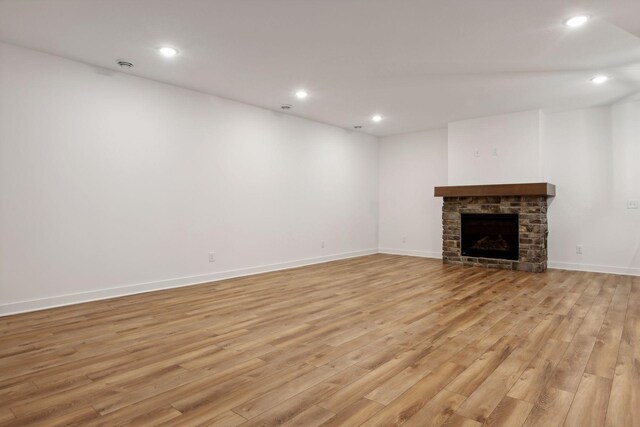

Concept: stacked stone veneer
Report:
left=442, top=196, right=548, bottom=272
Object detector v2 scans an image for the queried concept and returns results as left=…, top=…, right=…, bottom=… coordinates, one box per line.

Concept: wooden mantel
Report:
left=434, top=182, right=555, bottom=197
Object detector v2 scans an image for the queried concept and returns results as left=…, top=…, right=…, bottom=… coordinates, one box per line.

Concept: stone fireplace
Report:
left=434, top=183, right=555, bottom=273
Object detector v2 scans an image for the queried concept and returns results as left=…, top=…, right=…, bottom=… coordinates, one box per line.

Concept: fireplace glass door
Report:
left=460, top=213, right=519, bottom=260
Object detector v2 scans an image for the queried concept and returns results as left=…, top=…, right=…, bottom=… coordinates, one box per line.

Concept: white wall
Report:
left=2, top=44, right=638, bottom=316
left=378, top=129, right=448, bottom=257
left=0, top=42, right=379, bottom=314
left=543, top=105, right=640, bottom=275
left=447, top=110, right=542, bottom=185
left=379, top=105, right=639, bottom=275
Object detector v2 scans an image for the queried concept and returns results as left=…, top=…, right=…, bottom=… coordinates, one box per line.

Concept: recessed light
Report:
left=159, top=47, right=178, bottom=57
left=295, top=90, right=309, bottom=99
left=565, top=15, right=590, bottom=28
left=371, top=114, right=383, bottom=122
left=590, top=75, right=609, bottom=84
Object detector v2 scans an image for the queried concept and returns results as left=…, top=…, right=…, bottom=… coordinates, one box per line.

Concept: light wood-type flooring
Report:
left=1, top=254, right=639, bottom=426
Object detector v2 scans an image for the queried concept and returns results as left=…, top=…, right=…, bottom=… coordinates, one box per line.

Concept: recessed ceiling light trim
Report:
left=565, top=15, right=590, bottom=28
left=159, top=46, right=179, bottom=57
left=590, top=75, right=609, bottom=84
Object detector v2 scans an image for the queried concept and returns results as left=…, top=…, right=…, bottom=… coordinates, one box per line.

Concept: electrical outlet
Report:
left=321, top=241, right=325, bottom=249
left=576, top=245, right=583, bottom=255
left=208, top=252, right=215, bottom=262
left=627, top=200, right=639, bottom=209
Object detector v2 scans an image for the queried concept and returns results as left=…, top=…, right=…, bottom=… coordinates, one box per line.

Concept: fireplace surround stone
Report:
left=435, top=183, right=555, bottom=273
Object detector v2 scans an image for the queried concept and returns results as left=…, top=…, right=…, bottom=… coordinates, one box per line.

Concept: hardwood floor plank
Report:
left=507, top=338, right=568, bottom=403
left=23, top=406, right=98, bottom=427
left=455, top=313, right=565, bottom=422
left=280, top=405, right=335, bottom=427
left=521, top=386, right=573, bottom=427
left=483, top=396, right=533, bottom=427
left=564, top=373, right=611, bottom=427
left=575, top=304, right=609, bottom=337
left=585, top=309, right=625, bottom=379
left=0, top=409, right=15, bottom=423
left=158, top=409, right=246, bottom=427
left=239, top=382, right=340, bottom=427
left=319, top=398, right=384, bottom=427
left=402, top=389, right=467, bottom=427
left=548, top=334, right=596, bottom=393
left=106, top=406, right=184, bottom=426
left=232, top=365, right=337, bottom=419
left=360, top=362, right=465, bottom=426
left=0, top=255, right=635, bottom=426
left=604, top=321, right=640, bottom=426
left=446, top=335, right=521, bottom=396
left=442, top=413, right=483, bottom=426
left=317, top=347, right=420, bottom=413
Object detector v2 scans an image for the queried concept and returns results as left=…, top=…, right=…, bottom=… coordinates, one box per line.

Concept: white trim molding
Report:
left=378, top=251, right=639, bottom=276
left=377, top=248, right=442, bottom=259
left=5, top=250, right=637, bottom=317
left=0, top=249, right=377, bottom=316
left=548, top=261, right=640, bottom=277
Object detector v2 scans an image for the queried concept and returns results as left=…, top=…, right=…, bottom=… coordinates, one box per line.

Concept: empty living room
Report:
left=1, top=1, right=639, bottom=426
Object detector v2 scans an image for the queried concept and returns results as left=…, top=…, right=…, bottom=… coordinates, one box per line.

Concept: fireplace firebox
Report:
left=461, top=213, right=519, bottom=261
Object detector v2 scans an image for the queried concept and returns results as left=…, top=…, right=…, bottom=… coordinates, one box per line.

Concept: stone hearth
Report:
left=435, top=183, right=555, bottom=273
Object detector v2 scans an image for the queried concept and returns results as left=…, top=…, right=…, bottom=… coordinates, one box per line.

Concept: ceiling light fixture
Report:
left=590, top=75, right=609, bottom=84
left=159, top=46, right=179, bottom=57
left=371, top=114, right=383, bottom=122
left=565, top=15, right=590, bottom=28
left=295, top=90, right=309, bottom=99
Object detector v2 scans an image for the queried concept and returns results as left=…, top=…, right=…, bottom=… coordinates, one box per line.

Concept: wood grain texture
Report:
left=564, top=373, right=611, bottom=427
left=484, top=396, right=533, bottom=427
left=0, top=254, right=637, bottom=426
left=434, top=182, right=555, bottom=197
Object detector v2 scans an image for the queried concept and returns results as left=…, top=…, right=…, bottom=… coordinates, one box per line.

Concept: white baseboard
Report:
left=378, top=250, right=639, bottom=276
left=5, top=249, right=636, bottom=317
left=548, top=261, right=640, bottom=277
left=0, top=248, right=377, bottom=317
left=378, top=247, right=442, bottom=259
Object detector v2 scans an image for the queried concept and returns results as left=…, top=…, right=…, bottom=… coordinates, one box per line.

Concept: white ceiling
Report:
left=1, top=0, right=639, bottom=136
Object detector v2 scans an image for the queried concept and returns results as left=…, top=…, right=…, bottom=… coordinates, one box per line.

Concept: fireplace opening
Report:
left=461, top=213, right=519, bottom=261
